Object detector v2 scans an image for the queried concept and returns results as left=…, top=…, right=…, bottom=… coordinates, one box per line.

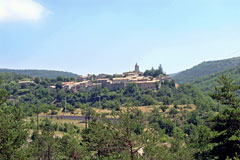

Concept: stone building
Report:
left=123, top=63, right=143, bottom=77
left=96, top=78, right=111, bottom=87
left=136, top=80, right=159, bottom=90
left=60, top=63, right=172, bottom=92
left=106, top=83, right=125, bottom=91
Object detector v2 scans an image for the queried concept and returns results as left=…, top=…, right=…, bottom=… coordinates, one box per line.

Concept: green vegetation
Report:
left=191, top=66, right=240, bottom=94
left=0, top=80, right=29, bottom=159
left=0, top=72, right=216, bottom=116
left=144, top=64, right=164, bottom=77
left=198, top=75, right=240, bottom=159
left=172, top=56, right=240, bottom=84
left=0, top=68, right=79, bottom=79
left=1, top=70, right=240, bottom=159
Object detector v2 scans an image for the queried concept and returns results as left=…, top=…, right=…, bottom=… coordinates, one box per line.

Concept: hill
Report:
left=172, top=56, right=240, bottom=84
left=0, top=68, right=79, bottom=79
left=190, top=66, right=240, bottom=93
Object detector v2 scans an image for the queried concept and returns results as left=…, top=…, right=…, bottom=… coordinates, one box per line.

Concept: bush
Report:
left=160, top=105, right=169, bottom=112
left=51, top=110, right=58, bottom=115
left=140, top=95, right=158, bottom=106
left=169, top=108, right=178, bottom=115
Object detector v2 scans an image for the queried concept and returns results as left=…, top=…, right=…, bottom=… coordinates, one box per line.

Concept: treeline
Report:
left=0, top=68, right=79, bottom=79
left=143, top=64, right=164, bottom=77
left=172, top=56, right=240, bottom=84
left=191, top=66, right=240, bottom=93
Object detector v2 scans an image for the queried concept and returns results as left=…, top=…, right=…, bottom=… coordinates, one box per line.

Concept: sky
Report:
left=0, top=0, right=240, bottom=75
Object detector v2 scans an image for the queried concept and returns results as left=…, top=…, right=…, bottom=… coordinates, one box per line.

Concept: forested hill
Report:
left=172, top=56, right=240, bottom=84
left=190, top=66, right=240, bottom=93
left=0, top=68, right=79, bottom=79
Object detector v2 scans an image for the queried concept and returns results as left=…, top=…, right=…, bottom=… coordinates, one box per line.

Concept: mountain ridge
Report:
left=190, top=65, right=240, bottom=93
left=0, top=68, right=79, bottom=79
left=172, top=56, right=240, bottom=84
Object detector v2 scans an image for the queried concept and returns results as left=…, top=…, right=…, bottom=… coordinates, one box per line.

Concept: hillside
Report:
left=172, top=56, right=240, bottom=84
left=0, top=72, right=223, bottom=160
left=190, top=66, right=240, bottom=93
left=0, top=68, right=79, bottom=79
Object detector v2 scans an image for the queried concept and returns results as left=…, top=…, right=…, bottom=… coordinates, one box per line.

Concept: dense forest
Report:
left=0, top=68, right=79, bottom=79
left=0, top=71, right=240, bottom=159
left=172, top=56, right=240, bottom=84
left=191, top=66, right=240, bottom=94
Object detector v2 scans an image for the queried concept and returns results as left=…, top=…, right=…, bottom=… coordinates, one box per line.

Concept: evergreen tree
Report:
left=0, top=79, right=8, bottom=105
left=207, top=75, right=240, bottom=159
left=159, top=64, right=163, bottom=74
left=81, top=111, right=124, bottom=159
left=59, top=134, right=87, bottom=159
left=31, top=118, right=61, bottom=160
left=0, top=80, right=29, bottom=159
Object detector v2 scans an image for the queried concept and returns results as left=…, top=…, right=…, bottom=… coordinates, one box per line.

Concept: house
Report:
left=60, top=63, right=173, bottom=92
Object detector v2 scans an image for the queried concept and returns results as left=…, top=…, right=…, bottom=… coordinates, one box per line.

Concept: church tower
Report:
left=135, top=63, right=139, bottom=73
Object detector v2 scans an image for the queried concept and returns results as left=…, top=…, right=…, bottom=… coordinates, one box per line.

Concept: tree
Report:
left=59, top=134, right=87, bottom=159
left=144, top=65, right=164, bottom=78
left=0, top=106, right=29, bottom=159
left=32, top=118, right=61, bottom=160
left=82, top=107, right=160, bottom=160
left=140, top=94, right=158, bottom=106
left=158, top=64, right=163, bottom=74
left=123, top=83, right=140, bottom=97
left=81, top=119, right=124, bottom=159
left=0, top=80, right=8, bottom=105
left=34, top=77, right=41, bottom=84
left=207, top=75, right=240, bottom=159
left=56, top=82, right=63, bottom=89
left=169, top=107, right=178, bottom=116
left=160, top=105, right=168, bottom=112
left=190, top=125, right=214, bottom=160
left=110, top=107, right=161, bottom=160
left=56, top=76, right=64, bottom=82
left=187, top=110, right=200, bottom=125
left=149, top=113, right=175, bottom=136
left=210, top=75, right=240, bottom=108
left=0, top=80, right=29, bottom=159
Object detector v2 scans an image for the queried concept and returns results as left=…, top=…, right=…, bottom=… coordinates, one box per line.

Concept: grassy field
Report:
left=39, top=104, right=196, bottom=116
left=35, top=104, right=197, bottom=124
left=27, top=104, right=197, bottom=137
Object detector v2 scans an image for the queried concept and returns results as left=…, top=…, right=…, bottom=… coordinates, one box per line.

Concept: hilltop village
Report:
left=58, top=64, right=172, bottom=92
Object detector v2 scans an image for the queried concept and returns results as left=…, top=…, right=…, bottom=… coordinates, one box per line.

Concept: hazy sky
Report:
left=1, top=0, right=240, bottom=75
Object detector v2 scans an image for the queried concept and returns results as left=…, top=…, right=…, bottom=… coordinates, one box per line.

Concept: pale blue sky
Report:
left=0, top=0, right=240, bottom=75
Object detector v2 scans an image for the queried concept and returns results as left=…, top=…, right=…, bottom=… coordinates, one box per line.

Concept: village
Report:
left=59, top=63, right=172, bottom=92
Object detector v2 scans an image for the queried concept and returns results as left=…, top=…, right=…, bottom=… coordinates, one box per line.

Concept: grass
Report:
left=30, top=104, right=197, bottom=135
left=26, top=116, right=86, bottom=128
left=48, top=117, right=86, bottom=128
left=38, top=104, right=197, bottom=119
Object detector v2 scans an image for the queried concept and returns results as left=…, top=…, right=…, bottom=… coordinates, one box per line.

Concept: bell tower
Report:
left=135, top=63, right=139, bottom=73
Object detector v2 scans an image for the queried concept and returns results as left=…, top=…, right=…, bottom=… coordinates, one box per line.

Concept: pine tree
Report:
left=32, top=118, right=61, bottom=160
left=0, top=80, right=29, bottom=159
left=207, top=75, right=240, bottom=159
left=0, top=79, right=8, bottom=105
left=159, top=64, right=163, bottom=74
left=81, top=107, right=160, bottom=160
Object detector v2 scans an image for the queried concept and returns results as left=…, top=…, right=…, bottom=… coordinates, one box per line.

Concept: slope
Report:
left=190, top=66, right=240, bottom=93
left=0, top=68, right=79, bottom=79
left=172, top=56, right=240, bottom=84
